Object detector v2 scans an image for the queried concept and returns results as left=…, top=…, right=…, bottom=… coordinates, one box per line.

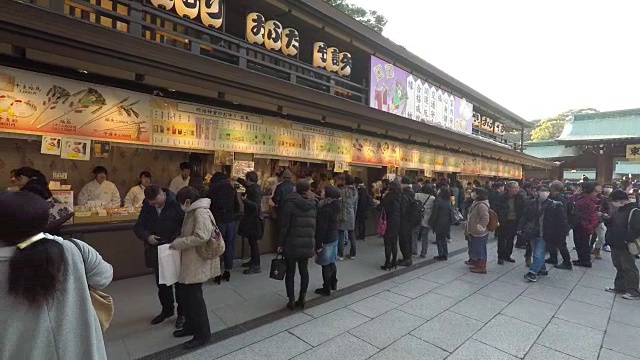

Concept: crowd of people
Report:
left=2, top=163, right=640, bottom=357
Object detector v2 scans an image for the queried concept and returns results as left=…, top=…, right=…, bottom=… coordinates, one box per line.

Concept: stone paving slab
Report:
left=168, top=237, right=640, bottom=360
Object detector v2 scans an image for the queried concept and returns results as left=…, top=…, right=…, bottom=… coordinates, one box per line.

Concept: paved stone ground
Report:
left=105, top=227, right=472, bottom=359
left=176, top=240, right=640, bottom=360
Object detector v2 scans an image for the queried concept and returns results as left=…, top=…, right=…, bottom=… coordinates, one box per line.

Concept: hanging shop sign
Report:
left=150, top=0, right=224, bottom=29
left=472, top=112, right=505, bottom=136
left=0, top=66, right=151, bottom=144
left=369, top=55, right=473, bottom=134
left=351, top=135, right=399, bottom=166
left=245, top=13, right=299, bottom=57
left=398, top=145, right=435, bottom=171
left=626, top=144, right=640, bottom=160
left=312, top=42, right=352, bottom=77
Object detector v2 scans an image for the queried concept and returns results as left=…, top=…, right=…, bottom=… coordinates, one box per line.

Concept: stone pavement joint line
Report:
left=138, top=235, right=635, bottom=360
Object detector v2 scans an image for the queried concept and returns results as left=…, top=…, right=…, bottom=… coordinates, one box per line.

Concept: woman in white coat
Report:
left=169, top=186, right=219, bottom=349
left=124, top=171, right=152, bottom=208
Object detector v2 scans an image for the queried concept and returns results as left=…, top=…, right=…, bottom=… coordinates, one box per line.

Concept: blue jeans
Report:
left=528, top=237, right=547, bottom=274
left=219, top=221, right=236, bottom=270
left=338, top=230, right=356, bottom=257
left=471, top=234, right=488, bottom=261
left=411, top=226, right=430, bottom=256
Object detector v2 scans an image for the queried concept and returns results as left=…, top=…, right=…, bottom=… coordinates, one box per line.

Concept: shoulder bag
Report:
left=69, top=239, right=114, bottom=332
left=196, top=211, right=226, bottom=260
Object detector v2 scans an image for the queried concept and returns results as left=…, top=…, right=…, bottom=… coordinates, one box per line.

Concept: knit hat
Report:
left=324, top=185, right=341, bottom=199
left=281, top=170, right=292, bottom=179
left=610, top=189, right=630, bottom=201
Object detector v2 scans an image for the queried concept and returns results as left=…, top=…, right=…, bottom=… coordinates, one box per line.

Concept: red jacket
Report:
left=571, top=193, right=599, bottom=234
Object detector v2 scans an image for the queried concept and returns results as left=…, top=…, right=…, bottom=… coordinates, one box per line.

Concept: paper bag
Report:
left=158, top=244, right=181, bottom=285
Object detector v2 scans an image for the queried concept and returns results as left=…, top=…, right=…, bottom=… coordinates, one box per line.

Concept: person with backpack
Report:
left=603, top=189, right=640, bottom=300
left=570, top=182, right=600, bottom=268
left=466, top=187, right=491, bottom=273
left=429, top=186, right=453, bottom=261
left=398, top=177, right=417, bottom=266
left=413, top=184, right=436, bottom=258
left=545, top=181, right=572, bottom=269
left=519, top=184, right=569, bottom=282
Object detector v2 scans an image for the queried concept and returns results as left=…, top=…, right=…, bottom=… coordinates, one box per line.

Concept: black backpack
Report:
left=567, top=200, right=580, bottom=229
left=406, top=195, right=429, bottom=227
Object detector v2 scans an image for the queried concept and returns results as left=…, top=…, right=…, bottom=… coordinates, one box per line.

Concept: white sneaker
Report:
left=602, top=245, right=611, bottom=252
left=337, top=257, right=344, bottom=261
left=622, top=293, right=640, bottom=300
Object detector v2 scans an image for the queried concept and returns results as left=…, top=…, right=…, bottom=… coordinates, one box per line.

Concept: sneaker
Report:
left=346, top=255, right=356, bottom=260
left=604, top=287, right=623, bottom=293
left=337, top=257, right=344, bottom=261
left=602, top=245, right=611, bottom=252
left=572, top=260, right=592, bottom=268
left=504, top=257, right=516, bottom=263
left=524, top=272, right=538, bottom=282
left=555, top=262, right=573, bottom=270
left=537, top=270, right=549, bottom=278
left=545, top=258, right=558, bottom=265
left=497, top=259, right=504, bottom=265
left=622, top=293, right=640, bottom=300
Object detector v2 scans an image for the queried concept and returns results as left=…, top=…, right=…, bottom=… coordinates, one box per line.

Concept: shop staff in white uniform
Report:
left=77, top=166, right=121, bottom=207
left=124, top=171, right=152, bottom=208
left=169, top=162, right=192, bottom=195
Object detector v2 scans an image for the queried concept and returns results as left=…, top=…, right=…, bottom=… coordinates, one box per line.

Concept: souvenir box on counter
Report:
left=73, top=203, right=141, bottom=224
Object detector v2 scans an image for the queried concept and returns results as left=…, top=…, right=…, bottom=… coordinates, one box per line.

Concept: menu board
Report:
left=0, top=66, right=151, bottom=144
left=351, top=135, right=399, bottom=166
left=399, top=145, right=435, bottom=171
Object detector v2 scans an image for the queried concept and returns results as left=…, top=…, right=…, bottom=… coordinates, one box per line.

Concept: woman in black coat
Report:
left=381, top=181, right=402, bottom=270
left=429, top=186, right=453, bottom=260
left=277, top=181, right=317, bottom=310
left=355, top=185, right=374, bottom=240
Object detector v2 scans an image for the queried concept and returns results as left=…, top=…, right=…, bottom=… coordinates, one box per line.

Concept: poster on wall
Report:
left=232, top=161, right=254, bottom=179
left=60, top=137, right=90, bottom=161
left=40, top=135, right=62, bottom=155
left=92, top=140, right=111, bottom=158
left=351, top=135, right=399, bottom=166
left=369, top=56, right=474, bottom=134
left=0, top=66, right=151, bottom=144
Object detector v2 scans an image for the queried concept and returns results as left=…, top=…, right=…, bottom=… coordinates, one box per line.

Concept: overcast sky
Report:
left=348, top=0, right=640, bottom=120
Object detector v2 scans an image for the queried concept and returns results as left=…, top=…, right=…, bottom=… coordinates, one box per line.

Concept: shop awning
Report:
left=524, top=142, right=579, bottom=159
left=558, top=109, right=640, bottom=143
left=615, top=162, right=640, bottom=175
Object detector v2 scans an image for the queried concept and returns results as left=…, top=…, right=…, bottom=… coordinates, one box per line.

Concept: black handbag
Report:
left=269, top=254, right=287, bottom=281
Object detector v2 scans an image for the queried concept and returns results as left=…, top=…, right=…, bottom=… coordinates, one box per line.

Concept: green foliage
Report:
left=530, top=108, right=599, bottom=141
left=324, top=0, right=388, bottom=33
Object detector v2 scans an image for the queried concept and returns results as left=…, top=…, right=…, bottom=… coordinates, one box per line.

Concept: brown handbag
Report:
left=69, top=239, right=114, bottom=332
left=196, top=212, right=226, bottom=260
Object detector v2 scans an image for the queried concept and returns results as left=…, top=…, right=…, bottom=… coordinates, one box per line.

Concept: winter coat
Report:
left=278, top=192, right=317, bottom=259
left=338, top=185, right=358, bottom=231
left=381, top=191, right=402, bottom=238
left=400, top=187, right=416, bottom=231
left=171, top=198, right=221, bottom=284
left=467, top=200, right=490, bottom=237
left=133, top=189, right=185, bottom=268
left=429, top=197, right=452, bottom=234
left=0, top=236, right=112, bottom=360
left=492, top=191, right=526, bottom=223
left=605, top=204, right=640, bottom=250
left=571, top=193, right=599, bottom=234
left=238, top=182, right=263, bottom=239
left=518, top=198, right=569, bottom=244
left=207, top=179, right=239, bottom=224
left=356, top=187, right=374, bottom=220
left=315, top=199, right=340, bottom=249
left=272, top=180, right=295, bottom=209
left=414, top=193, right=435, bottom=228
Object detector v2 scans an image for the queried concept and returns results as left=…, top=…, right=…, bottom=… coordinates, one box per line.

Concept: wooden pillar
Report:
left=596, top=151, right=614, bottom=184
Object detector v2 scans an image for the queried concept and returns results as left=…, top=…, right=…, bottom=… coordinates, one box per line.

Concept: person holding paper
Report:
left=170, top=186, right=219, bottom=349
left=133, top=185, right=185, bottom=329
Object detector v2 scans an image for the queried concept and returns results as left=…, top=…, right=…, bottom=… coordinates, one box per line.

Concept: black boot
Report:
left=295, top=293, right=306, bottom=309
left=331, top=275, right=338, bottom=291
left=315, top=285, right=331, bottom=296
left=286, top=297, right=296, bottom=310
